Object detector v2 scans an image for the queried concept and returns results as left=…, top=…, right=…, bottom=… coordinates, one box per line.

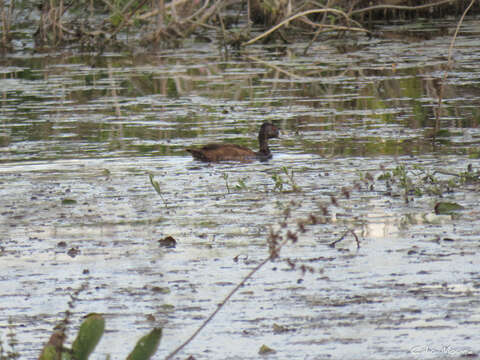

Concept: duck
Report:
left=186, top=122, right=279, bottom=162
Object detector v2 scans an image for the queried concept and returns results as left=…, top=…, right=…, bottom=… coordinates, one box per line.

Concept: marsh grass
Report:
left=272, top=166, right=301, bottom=193
left=0, top=319, right=20, bottom=360
left=221, top=167, right=297, bottom=194
left=222, top=172, right=230, bottom=193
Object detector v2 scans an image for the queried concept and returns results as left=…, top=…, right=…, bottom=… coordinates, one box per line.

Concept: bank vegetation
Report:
left=0, top=0, right=478, bottom=52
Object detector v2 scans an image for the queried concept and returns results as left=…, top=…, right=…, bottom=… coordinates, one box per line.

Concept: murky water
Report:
left=1, top=17, right=480, bottom=359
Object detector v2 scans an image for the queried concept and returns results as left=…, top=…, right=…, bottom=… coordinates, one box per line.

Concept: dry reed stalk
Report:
left=1, top=0, right=7, bottom=48
left=58, top=0, right=63, bottom=42
left=156, top=0, right=164, bottom=30
left=48, top=0, right=56, bottom=43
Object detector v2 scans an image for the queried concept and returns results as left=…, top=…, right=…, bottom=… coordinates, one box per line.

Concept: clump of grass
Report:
left=222, top=173, right=231, bottom=193
left=222, top=173, right=250, bottom=194
left=272, top=166, right=301, bottom=192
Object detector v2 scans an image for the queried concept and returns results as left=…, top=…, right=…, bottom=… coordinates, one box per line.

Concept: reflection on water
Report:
left=1, top=23, right=480, bottom=163
left=0, top=18, right=480, bottom=360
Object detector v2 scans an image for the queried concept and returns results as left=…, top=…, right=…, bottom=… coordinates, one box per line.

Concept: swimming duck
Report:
left=186, top=122, right=279, bottom=162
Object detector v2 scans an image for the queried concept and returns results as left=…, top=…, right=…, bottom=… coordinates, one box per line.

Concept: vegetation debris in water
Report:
left=258, top=344, right=276, bottom=355
left=158, top=236, right=177, bottom=248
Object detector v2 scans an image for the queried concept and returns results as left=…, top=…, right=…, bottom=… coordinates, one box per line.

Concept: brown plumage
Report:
left=186, top=122, right=279, bottom=162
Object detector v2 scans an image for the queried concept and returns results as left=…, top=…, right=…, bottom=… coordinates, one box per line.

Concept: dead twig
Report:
left=183, top=0, right=227, bottom=37
left=142, top=0, right=227, bottom=43
left=185, top=0, right=211, bottom=23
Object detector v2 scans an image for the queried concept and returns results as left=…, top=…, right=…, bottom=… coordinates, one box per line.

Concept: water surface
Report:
left=1, top=17, right=480, bottom=359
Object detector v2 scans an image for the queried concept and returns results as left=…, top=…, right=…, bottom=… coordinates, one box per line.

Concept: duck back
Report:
left=186, top=143, right=255, bottom=162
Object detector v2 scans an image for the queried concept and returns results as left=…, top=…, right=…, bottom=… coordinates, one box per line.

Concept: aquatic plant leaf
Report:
left=39, top=345, right=58, bottom=360
left=148, top=173, right=161, bottom=195
left=71, top=313, right=105, bottom=360
left=126, top=328, right=162, bottom=360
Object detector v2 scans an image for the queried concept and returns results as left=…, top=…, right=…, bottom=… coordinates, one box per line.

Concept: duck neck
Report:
left=258, top=132, right=270, bottom=156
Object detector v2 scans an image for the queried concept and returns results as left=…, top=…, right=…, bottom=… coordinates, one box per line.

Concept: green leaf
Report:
left=110, top=12, right=123, bottom=27
left=127, top=328, right=162, bottom=360
left=71, top=313, right=105, bottom=360
left=39, top=331, right=66, bottom=360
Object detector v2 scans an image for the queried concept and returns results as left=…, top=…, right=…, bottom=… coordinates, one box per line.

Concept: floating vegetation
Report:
left=258, top=344, right=276, bottom=355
